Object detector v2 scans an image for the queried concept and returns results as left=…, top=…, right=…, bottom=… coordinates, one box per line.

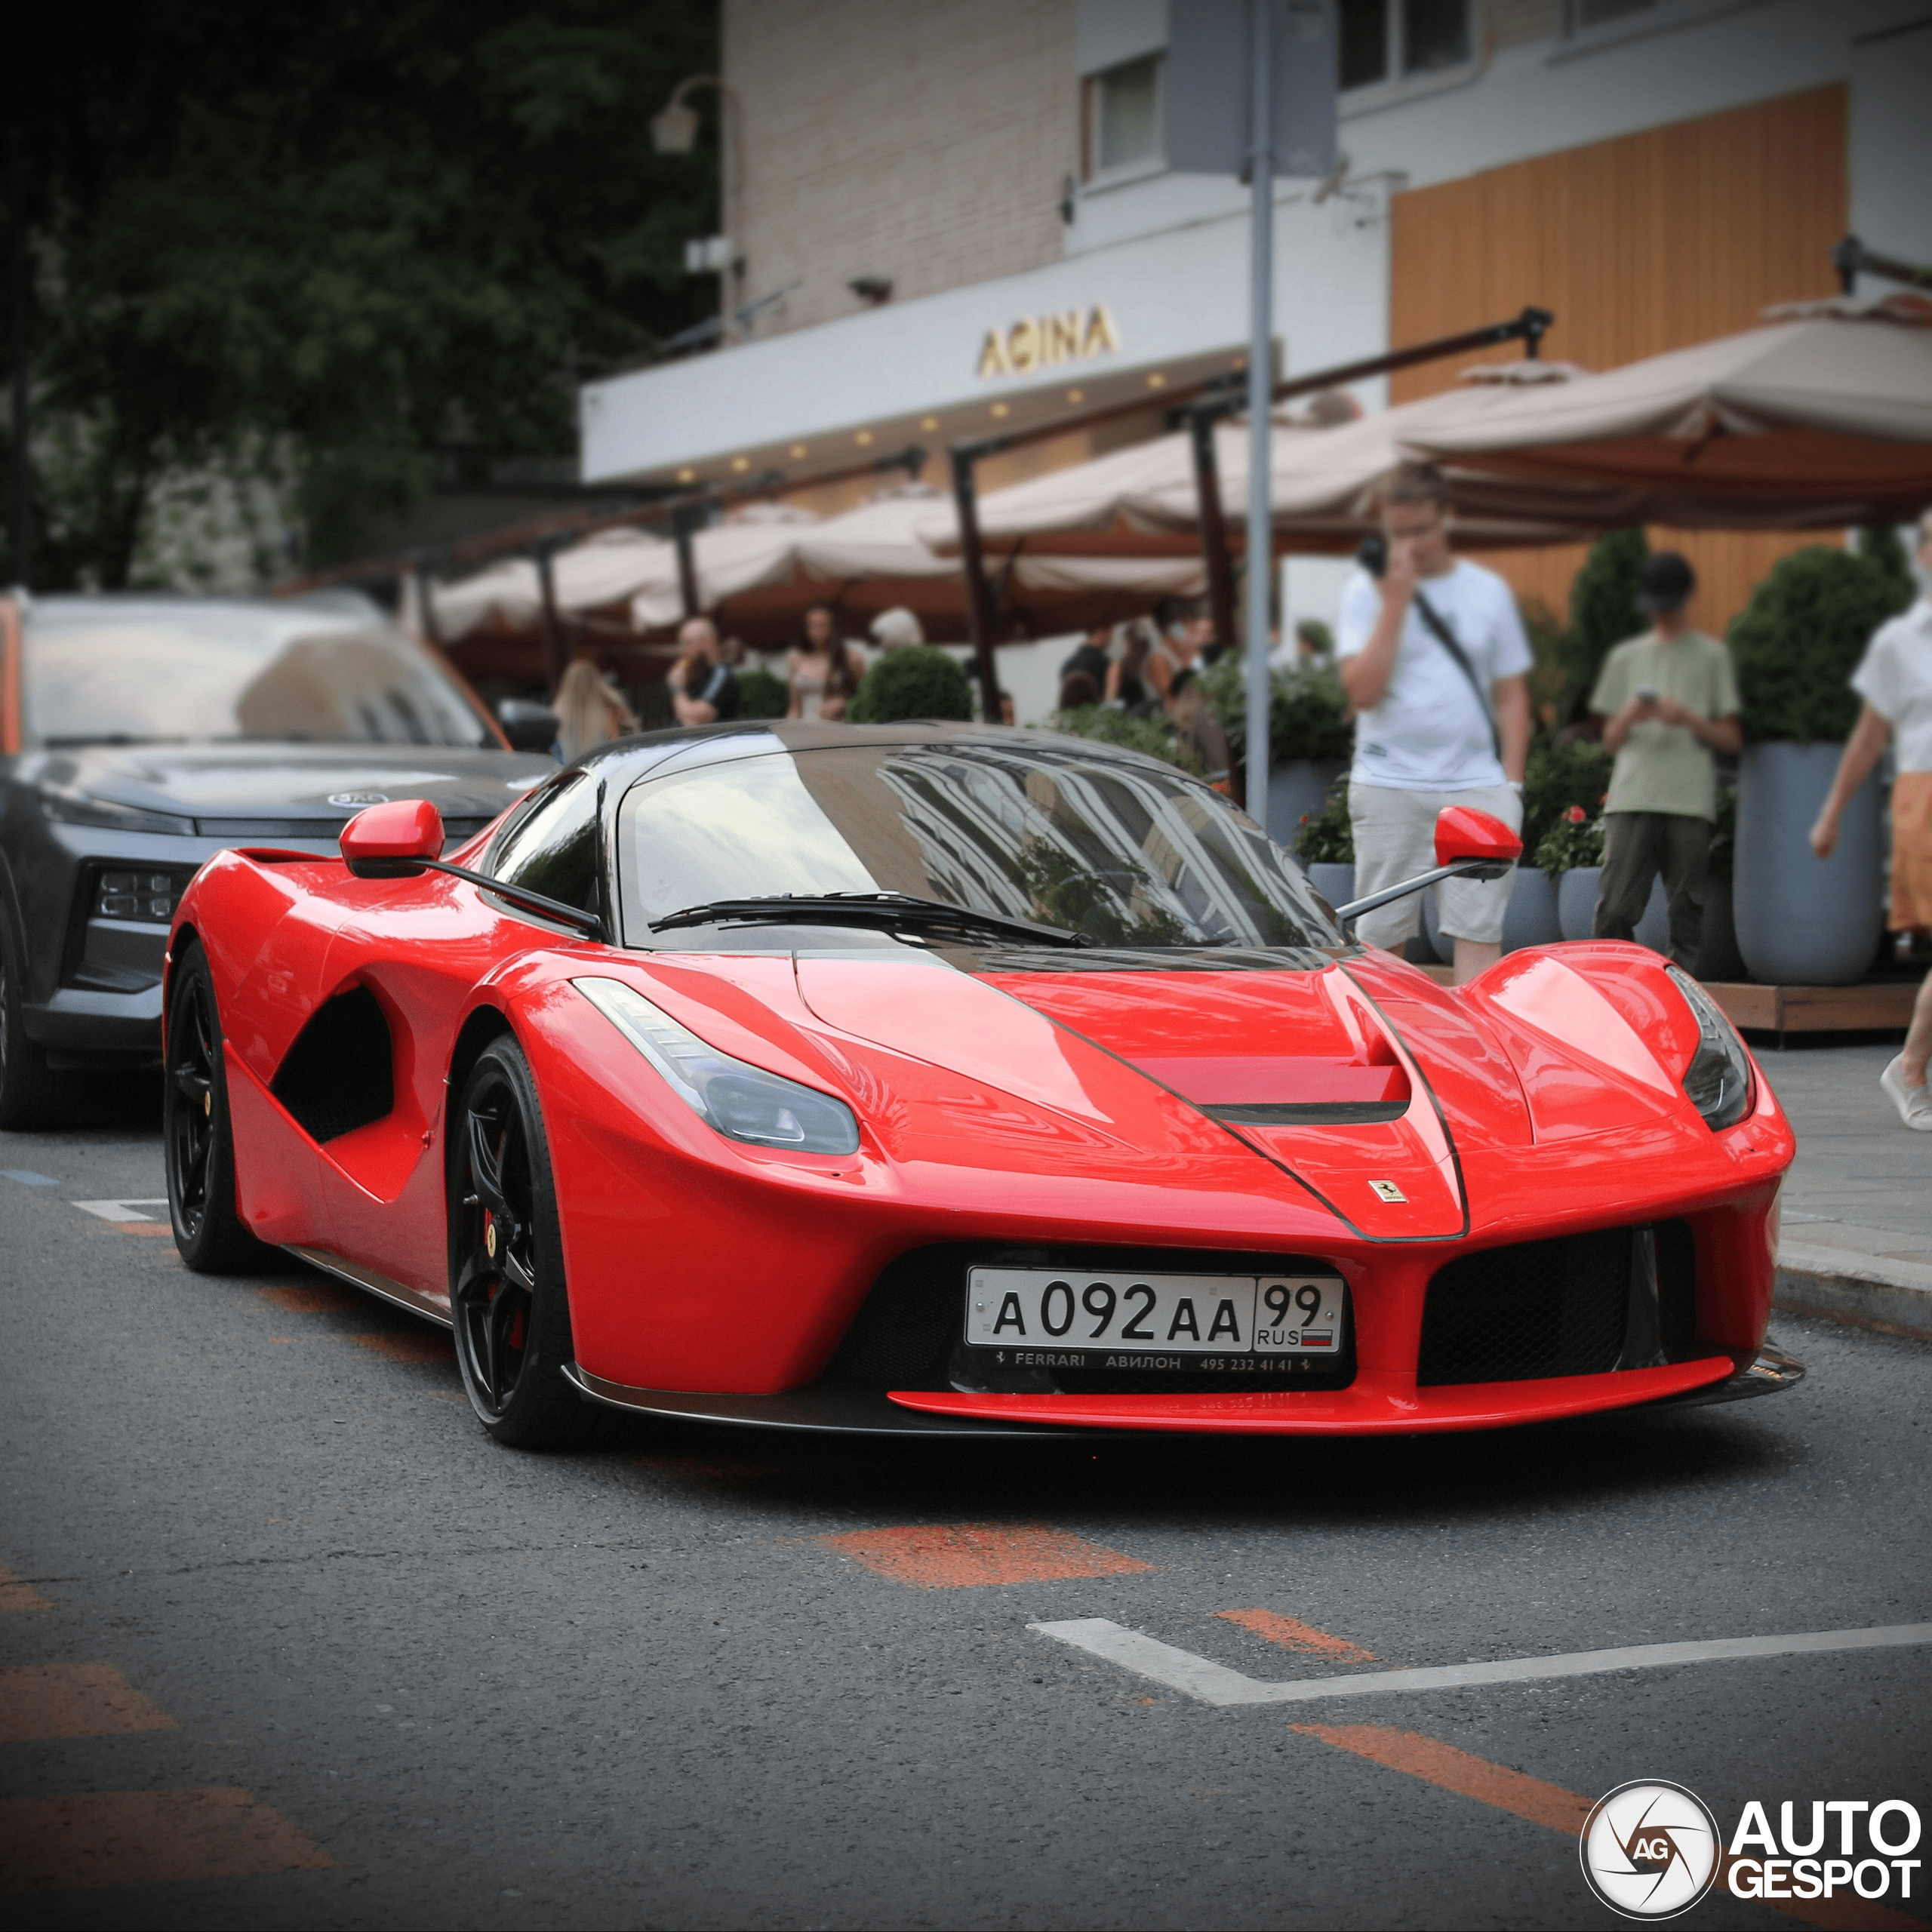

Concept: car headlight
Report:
left=95, top=866, right=197, bottom=922
left=1666, top=965, right=1753, bottom=1131
left=40, top=786, right=195, bottom=836
left=573, top=977, right=861, bottom=1155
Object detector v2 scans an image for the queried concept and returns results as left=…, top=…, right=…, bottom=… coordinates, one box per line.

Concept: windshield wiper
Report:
left=648, top=891, right=1092, bottom=949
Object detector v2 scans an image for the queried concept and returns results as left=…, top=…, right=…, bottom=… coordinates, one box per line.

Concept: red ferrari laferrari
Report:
left=163, top=721, right=1800, bottom=1445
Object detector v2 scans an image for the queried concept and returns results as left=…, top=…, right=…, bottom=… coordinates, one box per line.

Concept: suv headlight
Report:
left=95, top=866, right=197, bottom=922
left=1666, top=965, right=1753, bottom=1131
left=574, top=977, right=860, bottom=1155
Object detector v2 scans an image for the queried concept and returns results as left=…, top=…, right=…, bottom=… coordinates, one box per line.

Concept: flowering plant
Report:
left=1534, top=802, right=1604, bottom=875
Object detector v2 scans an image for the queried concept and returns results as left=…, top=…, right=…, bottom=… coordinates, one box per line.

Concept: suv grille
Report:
left=1417, top=1221, right=1697, bottom=1386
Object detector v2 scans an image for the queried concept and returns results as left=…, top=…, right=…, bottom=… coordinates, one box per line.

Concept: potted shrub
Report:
left=735, top=665, right=789, bottom=719
left=848, top=645, right=974, bottom=723
left=1292, top=776, right=1355, bottom=916
left=1729, top=542, right=1907, bottom=985
left=1048, top=701, right=1204, bottom=774
left=1202, top=657, right=1351, bottom=842
left=1501, top=736, right=1613, bottom=952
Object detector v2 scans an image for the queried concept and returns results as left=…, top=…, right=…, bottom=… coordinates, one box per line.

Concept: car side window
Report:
left=488, top=771, right=602, bottom=918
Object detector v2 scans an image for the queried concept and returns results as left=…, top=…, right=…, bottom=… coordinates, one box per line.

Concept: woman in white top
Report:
left=786, top=601, right=865, bottom=721
left=1811, top=511, right=1932, bottom=1129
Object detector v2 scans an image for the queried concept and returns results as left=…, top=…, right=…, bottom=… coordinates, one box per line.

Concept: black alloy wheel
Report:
left=0, top=918, right=66, bottom=1131
left=449, top=1038, right=588, bottom=1448
left=164, top=943, right=269, bottom=1272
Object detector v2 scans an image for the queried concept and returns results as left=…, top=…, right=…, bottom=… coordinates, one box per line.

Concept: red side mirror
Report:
left=341, top=798, right=445, bottom=878
left=1435, top=805, right=1523, bottom=870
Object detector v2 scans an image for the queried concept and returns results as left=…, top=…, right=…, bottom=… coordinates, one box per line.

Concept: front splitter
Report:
left=561, top=1366, right=1102, bottom=1437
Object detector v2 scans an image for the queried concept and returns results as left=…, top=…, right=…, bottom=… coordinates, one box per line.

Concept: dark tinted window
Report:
left=1403, top=0, right=1469, bottom=73
left=617, top=741, right=1343, bottom=952
left=1340, top=0, right=1389, bottom=88
left=490, top=772, right=602, bottom=918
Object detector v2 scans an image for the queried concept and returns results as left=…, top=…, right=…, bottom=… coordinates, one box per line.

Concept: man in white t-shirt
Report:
left=1336, top=462, right=1533, bottom=983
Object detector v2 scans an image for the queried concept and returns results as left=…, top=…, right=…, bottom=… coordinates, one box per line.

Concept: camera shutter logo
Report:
left=1580, top=1780, right=1721, bottom=1920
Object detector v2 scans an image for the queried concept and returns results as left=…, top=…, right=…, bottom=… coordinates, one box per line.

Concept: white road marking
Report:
left=1, top=1170, right=59, bottom=1186
left=1029, top=1617, right=1932, bottom=1706
left=72, top=1199, right=171, bottom=1223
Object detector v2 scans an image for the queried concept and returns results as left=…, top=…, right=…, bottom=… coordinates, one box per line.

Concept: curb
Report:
left=1774, top=1251, right=1932, bottom=1345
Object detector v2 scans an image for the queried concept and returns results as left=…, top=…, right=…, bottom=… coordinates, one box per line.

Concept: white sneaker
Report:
left=1880, top=1056, right=1932, bottom=1131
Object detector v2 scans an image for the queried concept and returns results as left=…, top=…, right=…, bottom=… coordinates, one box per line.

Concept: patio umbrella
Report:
left=937, top=365, right=1605, bottom=557
left=1406, top=296, right=1932, bottom=527
left=629, top=506, right=822, bottom=632
left=434, top=528, right=679, bottom=641
left=632, top=486, right=1205, bottom=645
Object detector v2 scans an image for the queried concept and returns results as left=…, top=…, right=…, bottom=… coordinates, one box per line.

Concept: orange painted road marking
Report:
left=0, top=1567, right=50, bottom=1612
left=1217, top=1609, right=1377, bottom=1660
left=823, top=1523, right=1154, bottom=1589
left=255, top=1284, right=363, bottom=1315
left=1296, top=1724, right=1587, bottom=1833
left=118, top=1224, right=174, bottom=1238
left=0, top=1664, right=177, bottom=1743
left=352, top=1331, right=454, bottom=1366
left=1295, top=1724, right=1928, bottom=1932
left=0, top=1787, right=334, bottom=1891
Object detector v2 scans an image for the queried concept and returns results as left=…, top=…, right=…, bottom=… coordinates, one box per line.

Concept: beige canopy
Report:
left=434, top=528, right=678, bottom=641
left=630, top=486, right=1204, bottom=645
left=936, top=363, right=1605, bottom=556
left=1407, top=296, right=1932, bottom=526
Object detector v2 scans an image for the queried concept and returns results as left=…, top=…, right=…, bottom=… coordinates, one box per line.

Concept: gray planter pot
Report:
left=1503, top=866, right=1561, bottom=952
left=1267, top=759, right=1348, bottom=847
left=1303, top=860, right=1354, bottom=918
left=1692, top=875, right=1745, bottom=982
left=1556, top=866, right=1668, bottom=951
left=1734, top=740, right=1882, bottom=986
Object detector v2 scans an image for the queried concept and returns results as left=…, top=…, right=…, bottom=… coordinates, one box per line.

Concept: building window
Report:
left=1340, top=0, right=1472, bottom=90
left=1084, top=54, right=1163, bottom=180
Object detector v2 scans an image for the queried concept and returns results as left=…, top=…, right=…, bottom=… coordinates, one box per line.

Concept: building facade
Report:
left=580, top=0, right=1932, bottom=638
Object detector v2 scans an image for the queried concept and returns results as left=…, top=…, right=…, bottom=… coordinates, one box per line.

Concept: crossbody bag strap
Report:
left=1412, top=588, right=1503, bottom=764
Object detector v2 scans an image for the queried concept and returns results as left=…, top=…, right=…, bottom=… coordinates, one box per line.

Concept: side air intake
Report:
left=270, top=986, right=394, bottom=1143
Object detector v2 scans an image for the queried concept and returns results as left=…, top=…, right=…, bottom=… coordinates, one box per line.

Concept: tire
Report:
left=448, top=1037, right=589, bottom=1448
left=164, top=942, right=272, bottom=1272
left=0, top=916, right=69, bottom=1131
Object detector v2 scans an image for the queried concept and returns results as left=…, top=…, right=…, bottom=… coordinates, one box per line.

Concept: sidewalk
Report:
left=1761, top=1041, right=1932, bottom=1343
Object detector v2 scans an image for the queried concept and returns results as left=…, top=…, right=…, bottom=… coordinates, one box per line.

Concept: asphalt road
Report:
left=2, top=1066, right=1928, bottom=1930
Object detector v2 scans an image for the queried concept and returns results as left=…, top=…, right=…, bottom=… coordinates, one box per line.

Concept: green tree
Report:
left=4, top=0, right=721, bottom=587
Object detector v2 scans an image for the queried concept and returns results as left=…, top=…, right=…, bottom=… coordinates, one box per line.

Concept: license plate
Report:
left=965, top=1267, right=1345, bottom=1358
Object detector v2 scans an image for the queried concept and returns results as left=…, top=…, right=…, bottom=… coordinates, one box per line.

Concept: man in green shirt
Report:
left=1588, top=552, right=1743, bottom=968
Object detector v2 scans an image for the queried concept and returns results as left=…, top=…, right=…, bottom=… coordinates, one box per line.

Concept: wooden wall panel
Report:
left=1389, top=85, right=1849, bottom=638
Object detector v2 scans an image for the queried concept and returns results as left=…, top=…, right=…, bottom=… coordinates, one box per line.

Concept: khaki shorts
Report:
left=1348, top=781, right=1521, bottom=950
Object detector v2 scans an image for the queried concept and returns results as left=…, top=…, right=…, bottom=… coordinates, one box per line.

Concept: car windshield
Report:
left=23, top=605, right=494, bottom=748
left=617, top=739, right=1345, bottom=952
